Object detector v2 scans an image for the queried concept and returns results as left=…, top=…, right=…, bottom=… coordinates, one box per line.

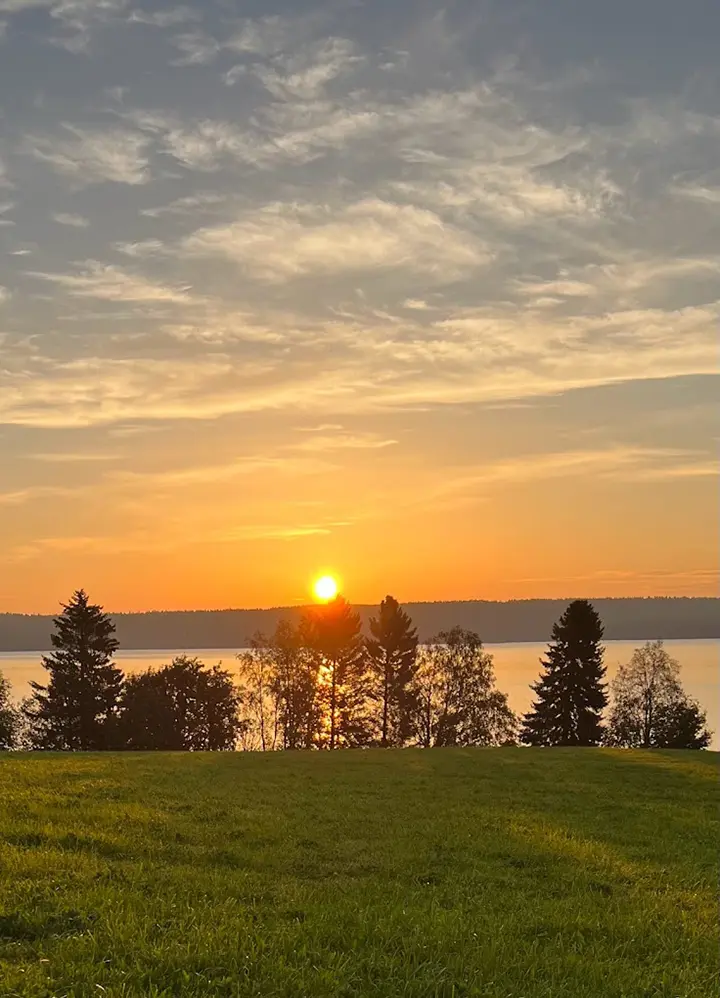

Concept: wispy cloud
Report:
left=26, top=124, right=150, bottom=184
left=128, top=6, right=198, bottom=29
left=425, top=446, right=718, bottom=511
left=291, top=431, right=397, bottom=453
left=27, top=261, right=194, bottom=302
left=28, top=451, right=118, bottom=463
left=140, top=192, right=225, bottom=218
left=51, top=211, right=89, bottom=227
left=182, top=198, right=490, bottom=282
left=251, top=37, right=361, bottom=100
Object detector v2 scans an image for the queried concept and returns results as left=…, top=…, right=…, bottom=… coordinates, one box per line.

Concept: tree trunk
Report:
left=330, top=660, right=337, bottom=750
left=381, top=656, right=389, bottom=748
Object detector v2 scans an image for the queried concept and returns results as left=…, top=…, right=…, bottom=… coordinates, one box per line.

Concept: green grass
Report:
left=0, top=750, right=717, bottom=998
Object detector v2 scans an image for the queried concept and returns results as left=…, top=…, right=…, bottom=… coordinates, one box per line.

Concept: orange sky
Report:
left=2, top=383, right=717, bottom=613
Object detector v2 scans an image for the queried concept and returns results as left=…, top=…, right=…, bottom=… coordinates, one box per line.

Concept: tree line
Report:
left=0, top=590, right=711, bottom=752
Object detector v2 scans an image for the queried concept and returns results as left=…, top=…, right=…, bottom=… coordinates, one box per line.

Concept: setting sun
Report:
left=313, top=575, right=339, bottom=602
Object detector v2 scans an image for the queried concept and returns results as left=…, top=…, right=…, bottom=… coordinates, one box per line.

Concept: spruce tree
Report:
left=520, top=600, right=607, bottom=746
left=25, top=589, right=122, bottom=750
left=366, top=595, right=419, bottom=747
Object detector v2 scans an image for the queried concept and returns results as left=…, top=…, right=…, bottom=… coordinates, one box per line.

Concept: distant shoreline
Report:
left=1, top=597, right=717, bottom=652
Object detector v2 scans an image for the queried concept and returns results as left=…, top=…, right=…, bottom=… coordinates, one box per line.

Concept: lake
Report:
left=2, top=640, right=718, bottom=748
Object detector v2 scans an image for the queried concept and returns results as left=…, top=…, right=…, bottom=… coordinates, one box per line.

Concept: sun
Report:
left=313, top=575, right=339, bottom=602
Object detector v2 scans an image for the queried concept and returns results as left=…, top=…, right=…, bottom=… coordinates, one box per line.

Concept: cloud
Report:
left=671, top=183, right=720, bottom=205
left=226, top=14, right=308, bottom=58
left=0, top=0, right=55, bottom=9
left=26, top=124, right=150, bottom=184
left=28, top=451, right=118, bottom=463
left=123, top=85, right=524, bottom=176
left=113, top=238, right=165, bottom=257
left=140, top=192, right=225, bottom=218
left=106, top=452, right=335, bottom=490
left=0, top=285, right=10, bottom=303
left=51, top=211, right=89, bottom=227
left=0, top=0, right=131, bottom=53
left=291, top=431, right=397, bottom=453
left=515, top=278, right=595, bottom=299
left=169, top=30, right=220, bottom=66
left=426, top=446, right=718, bottom=510
left=128, top=6, right=198, bottom=28
left=0, top=484, right=72, bottom=507
left=182, top=198, right=490, bottom=282
left=251, top=37, right=361, bottom=100
left=26, top=261, right=194, bottom=302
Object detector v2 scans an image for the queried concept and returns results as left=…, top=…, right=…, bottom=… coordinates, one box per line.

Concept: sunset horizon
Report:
left=0, top=5, right=716, bottom=993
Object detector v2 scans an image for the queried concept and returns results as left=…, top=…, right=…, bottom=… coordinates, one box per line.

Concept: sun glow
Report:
left=313, top=575, right=339, bottom=602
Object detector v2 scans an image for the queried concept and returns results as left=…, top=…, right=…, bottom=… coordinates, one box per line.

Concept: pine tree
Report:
left=24, top=589, right=122, bottom=750
left=520, top=600, right=607, bottom=746
left=366, top=595, right=419, bottom=747
left=303, top=596, right=368, bottom=749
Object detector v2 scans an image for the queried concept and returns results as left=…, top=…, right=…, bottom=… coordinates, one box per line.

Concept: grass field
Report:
left=0, top=750, right=717, bottom=998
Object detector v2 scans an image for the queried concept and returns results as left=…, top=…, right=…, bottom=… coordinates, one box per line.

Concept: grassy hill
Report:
left=0, top=749, right=717, bottom=998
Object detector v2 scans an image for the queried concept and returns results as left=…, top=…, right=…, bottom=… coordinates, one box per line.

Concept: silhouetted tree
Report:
left=606, top=641, right=711, bottom=749
left=267, top=620, right=322, bottom=750
left=303, top=596, right=369, bottom=749
left=0, top=672, right=20, bottom=750
left=236, top=622, right=322, bottom=751
left=24, top=590, right=122, bottom=750
left=366, top=596, right=419, bottom=747
left=120, top=656, right=243, bottom=750
left=413, top=628, right=517, bottom=747
left=652, top=699, right=711, bottom=749
left=521, top=600, right=607, bottom=746
left=236, top=639, right=278, bottom=751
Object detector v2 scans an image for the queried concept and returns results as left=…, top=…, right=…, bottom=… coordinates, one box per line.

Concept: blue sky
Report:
left=0, top=0, right=717, bottom=610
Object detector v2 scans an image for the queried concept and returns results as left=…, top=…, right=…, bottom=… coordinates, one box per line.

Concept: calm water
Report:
left=3, top=640, right=718, bottom=748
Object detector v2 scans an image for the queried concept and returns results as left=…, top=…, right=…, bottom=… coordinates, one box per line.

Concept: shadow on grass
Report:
left=0, top=909, right=97, bottom=942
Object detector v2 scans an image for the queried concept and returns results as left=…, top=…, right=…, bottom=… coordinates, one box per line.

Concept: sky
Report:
left=0, top=0, right=718, bottom=613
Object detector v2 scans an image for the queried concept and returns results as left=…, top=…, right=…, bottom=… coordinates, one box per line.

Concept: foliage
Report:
left=23, top=590, right=122, bottom=750
left=413, top=627, right=517, bottom=747
left=0, top=672, right=20, bottom=750
left=237, top=622, right=322, bottom=750
left=521, top=600, right=607, bottom=747
left=302, top=596, right=370, bottom=749
left=119, top=656, right=244, bottom=751
left=606, top=641, right=711, bottom=749
left=0, top=750, right=716, bottom=998
left=366, top=595, right=419, bottom=746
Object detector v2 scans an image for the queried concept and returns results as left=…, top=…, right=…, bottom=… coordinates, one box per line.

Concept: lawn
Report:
left=0, top=750, right=717, bottom=998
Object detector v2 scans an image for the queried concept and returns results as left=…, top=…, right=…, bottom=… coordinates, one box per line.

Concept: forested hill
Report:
left=1, top=598, right=717, bottom=651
